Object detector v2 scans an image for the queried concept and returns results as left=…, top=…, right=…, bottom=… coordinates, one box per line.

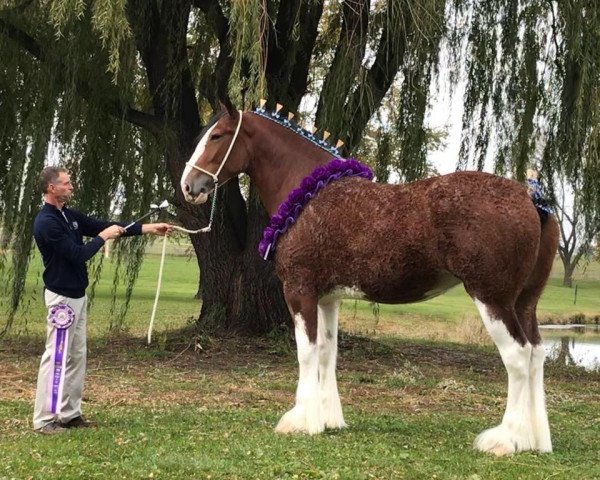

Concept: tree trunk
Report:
left=125, top=0, right=290, bottom=336
left=184, top=181, right=290, bottom=334
left=560, top=255, right=574, bottom=287
left=562, top=267, right=574, bottom=288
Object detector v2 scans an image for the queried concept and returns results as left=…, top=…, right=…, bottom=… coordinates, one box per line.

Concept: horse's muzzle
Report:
left=182, top=175, right=214, bottom=204
left=183, top=191, right=209, bottom=205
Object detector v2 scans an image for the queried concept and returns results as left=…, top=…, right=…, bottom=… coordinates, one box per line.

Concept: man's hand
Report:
left=142, top=223, right=173, bottom=236
left=99, top=225, right=125, bottom=241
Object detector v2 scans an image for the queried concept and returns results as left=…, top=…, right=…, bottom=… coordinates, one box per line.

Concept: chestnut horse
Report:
left=180, top=106, right=559, bottom=456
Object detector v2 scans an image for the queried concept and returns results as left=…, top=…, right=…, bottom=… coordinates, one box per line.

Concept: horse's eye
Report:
left=210, top=134, right=223, bottom=141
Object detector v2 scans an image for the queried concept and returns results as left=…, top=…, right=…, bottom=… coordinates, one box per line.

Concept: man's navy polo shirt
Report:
left=33, top=203, right=142, bottom=298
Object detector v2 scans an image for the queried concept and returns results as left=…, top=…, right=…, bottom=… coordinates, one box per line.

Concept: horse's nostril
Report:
left=199, top=186, right=207, bottom=194
left=184, top=183, right=190, bottom=193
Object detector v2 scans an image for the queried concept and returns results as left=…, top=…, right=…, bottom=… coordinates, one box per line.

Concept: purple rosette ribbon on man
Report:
left=46, top=303, right=75, bottom=414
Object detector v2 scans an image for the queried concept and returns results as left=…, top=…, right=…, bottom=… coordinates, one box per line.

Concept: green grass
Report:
left=1, top=252, right=600, bottom=479
left=2, top=404, right=598, bottom=479
left=1, top=334, right=599, bottom=479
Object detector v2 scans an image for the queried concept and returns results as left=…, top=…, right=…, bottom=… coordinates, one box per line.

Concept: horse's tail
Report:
left=531, top=213, right=560, bottom=288
left=527, top=205, right=559, bottom=296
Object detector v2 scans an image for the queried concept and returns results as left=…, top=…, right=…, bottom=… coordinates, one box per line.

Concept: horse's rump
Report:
left=276, top=170, right=542, bottom=304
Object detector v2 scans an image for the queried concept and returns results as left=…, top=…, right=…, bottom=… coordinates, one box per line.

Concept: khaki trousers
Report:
left=33, top=290, right=87, bottom=430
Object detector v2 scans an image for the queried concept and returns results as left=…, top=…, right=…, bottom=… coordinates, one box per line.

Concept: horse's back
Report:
left=276, top=171, right=543, bottom=304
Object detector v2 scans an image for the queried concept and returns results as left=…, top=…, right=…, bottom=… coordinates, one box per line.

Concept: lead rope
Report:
left=148, top=111, right=243, bottom=344
left=147, top=193, right=218, bottom=344
left=148, top=233, right=167, bottom=344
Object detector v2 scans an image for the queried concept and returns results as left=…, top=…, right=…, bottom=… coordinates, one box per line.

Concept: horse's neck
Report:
left=248, top=118, right=332, bottom=216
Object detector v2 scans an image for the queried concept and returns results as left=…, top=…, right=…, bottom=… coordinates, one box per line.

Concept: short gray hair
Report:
left=38, top=166, right=69, bottom=194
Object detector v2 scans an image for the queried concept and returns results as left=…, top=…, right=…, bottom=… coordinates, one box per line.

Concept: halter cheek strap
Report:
left=185, top=110, right=244, bottom=183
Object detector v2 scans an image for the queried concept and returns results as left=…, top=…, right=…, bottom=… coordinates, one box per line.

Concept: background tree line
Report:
left=1, top=0, right=599, bottom=336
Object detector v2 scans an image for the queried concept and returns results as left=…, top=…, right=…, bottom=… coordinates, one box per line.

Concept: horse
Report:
left=180, top=104, right=559, bottom=456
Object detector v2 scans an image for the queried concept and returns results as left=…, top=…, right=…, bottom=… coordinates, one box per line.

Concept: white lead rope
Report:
left=148, top=233, right=167, bottom=344
left=147, top=225, right=211, bottom=344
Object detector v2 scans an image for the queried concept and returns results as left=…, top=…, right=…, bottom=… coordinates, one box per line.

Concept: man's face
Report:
left=49, top=172, right=73, bottom=204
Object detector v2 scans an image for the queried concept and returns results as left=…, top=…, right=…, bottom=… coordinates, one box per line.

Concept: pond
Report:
left=540, top=324, right=600, bottom=371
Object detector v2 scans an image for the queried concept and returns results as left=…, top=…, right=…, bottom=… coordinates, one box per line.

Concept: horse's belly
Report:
left=358, top=270, right=461, bottom=304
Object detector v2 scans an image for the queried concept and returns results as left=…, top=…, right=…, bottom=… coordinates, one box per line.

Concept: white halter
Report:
left=177, top=110, right=243, bottom=235
left=185, top=110, right=244, bottom=183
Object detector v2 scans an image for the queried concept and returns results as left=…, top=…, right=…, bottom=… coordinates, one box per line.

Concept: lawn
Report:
left=1, top=248, right=599, bottom=479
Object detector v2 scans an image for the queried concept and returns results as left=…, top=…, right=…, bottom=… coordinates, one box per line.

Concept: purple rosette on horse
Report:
left=258, top=158, right=373, bottom=260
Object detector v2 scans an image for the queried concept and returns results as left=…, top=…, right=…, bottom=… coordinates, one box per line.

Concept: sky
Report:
left=426, top=77, right=467, bottom=176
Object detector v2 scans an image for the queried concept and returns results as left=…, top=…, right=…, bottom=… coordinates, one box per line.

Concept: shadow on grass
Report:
left=2, top=324, right=597, bottom=384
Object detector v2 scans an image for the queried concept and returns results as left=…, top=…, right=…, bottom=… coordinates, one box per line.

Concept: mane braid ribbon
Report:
left=258, top=158, right=373, bottom=260
left=252, top=106, right=343, bottom=158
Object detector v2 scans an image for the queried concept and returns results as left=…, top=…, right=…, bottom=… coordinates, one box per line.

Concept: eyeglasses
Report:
left=50, top=181, right=72, bottom=187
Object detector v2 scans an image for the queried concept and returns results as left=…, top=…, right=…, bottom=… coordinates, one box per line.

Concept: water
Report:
left=540, top=324, right=600, bottom=371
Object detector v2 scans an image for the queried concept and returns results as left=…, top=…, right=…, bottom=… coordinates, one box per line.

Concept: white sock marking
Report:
left=317, top=300, right=346, bottom=429
left=275, top=313, right=323, bottom=434
left=473, top=299, right=551, bottom=455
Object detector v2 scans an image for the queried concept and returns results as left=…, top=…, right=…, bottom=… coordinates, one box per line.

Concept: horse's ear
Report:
left=219, top=98, right=237, bottom=117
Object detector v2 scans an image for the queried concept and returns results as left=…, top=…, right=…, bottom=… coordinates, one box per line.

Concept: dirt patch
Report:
left=1, top=331, right=597, bottom=410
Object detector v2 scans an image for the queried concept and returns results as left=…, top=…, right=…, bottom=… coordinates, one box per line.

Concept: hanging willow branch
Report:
left=228, top=0, right=268, bottom=107
left=1, top=0, right=599, bottom=336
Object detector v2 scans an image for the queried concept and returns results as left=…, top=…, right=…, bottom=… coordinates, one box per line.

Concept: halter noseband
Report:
left=185, top=110, right=244, bottom=183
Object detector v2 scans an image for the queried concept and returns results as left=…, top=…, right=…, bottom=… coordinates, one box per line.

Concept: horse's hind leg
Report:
left=275, top=291, right=324, bottom=435
left=514, top=216, right=559, bottom=453
left=513, top=293, right=552, bottom=454
left=317, top=299, right=346, bottom=430
left=473, top=300, right=536, bottom=456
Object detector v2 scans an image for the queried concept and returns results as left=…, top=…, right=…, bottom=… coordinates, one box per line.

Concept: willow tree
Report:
left=1, top=0, right=599, bottom=335
left=454, top=0, right=600, bottom=282
left=0, top=0, right=445, bottom=335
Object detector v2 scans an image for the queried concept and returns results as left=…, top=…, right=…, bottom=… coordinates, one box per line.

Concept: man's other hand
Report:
left=99, top=225, right=125, bottom=241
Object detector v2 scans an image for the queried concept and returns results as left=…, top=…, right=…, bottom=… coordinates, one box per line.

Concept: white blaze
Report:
left=180, top=123, right=217, bottom=196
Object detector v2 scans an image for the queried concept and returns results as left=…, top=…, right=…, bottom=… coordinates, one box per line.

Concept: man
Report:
left=32, top=166, right=172, bottom=434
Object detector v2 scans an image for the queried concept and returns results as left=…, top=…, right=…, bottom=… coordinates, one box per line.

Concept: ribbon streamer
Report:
left=46, top=303, right=75, bottom=414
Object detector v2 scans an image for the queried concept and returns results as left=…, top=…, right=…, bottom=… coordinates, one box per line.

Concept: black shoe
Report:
left=60, top=416, right=97, bottom=429
left=36, top=421, right=67, bottom=435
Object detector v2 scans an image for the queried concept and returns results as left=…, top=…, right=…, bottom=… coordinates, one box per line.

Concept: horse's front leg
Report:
left=317, top=299, right=346, bottom=430
left=275, top=291, right=324, bottom=435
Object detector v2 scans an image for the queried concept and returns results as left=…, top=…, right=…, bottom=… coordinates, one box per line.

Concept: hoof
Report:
left=275, top=406, right=324, bottom=435
left=474, top=425, right=535, bottom=456
left=325, top=418, right=348, bottom=430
